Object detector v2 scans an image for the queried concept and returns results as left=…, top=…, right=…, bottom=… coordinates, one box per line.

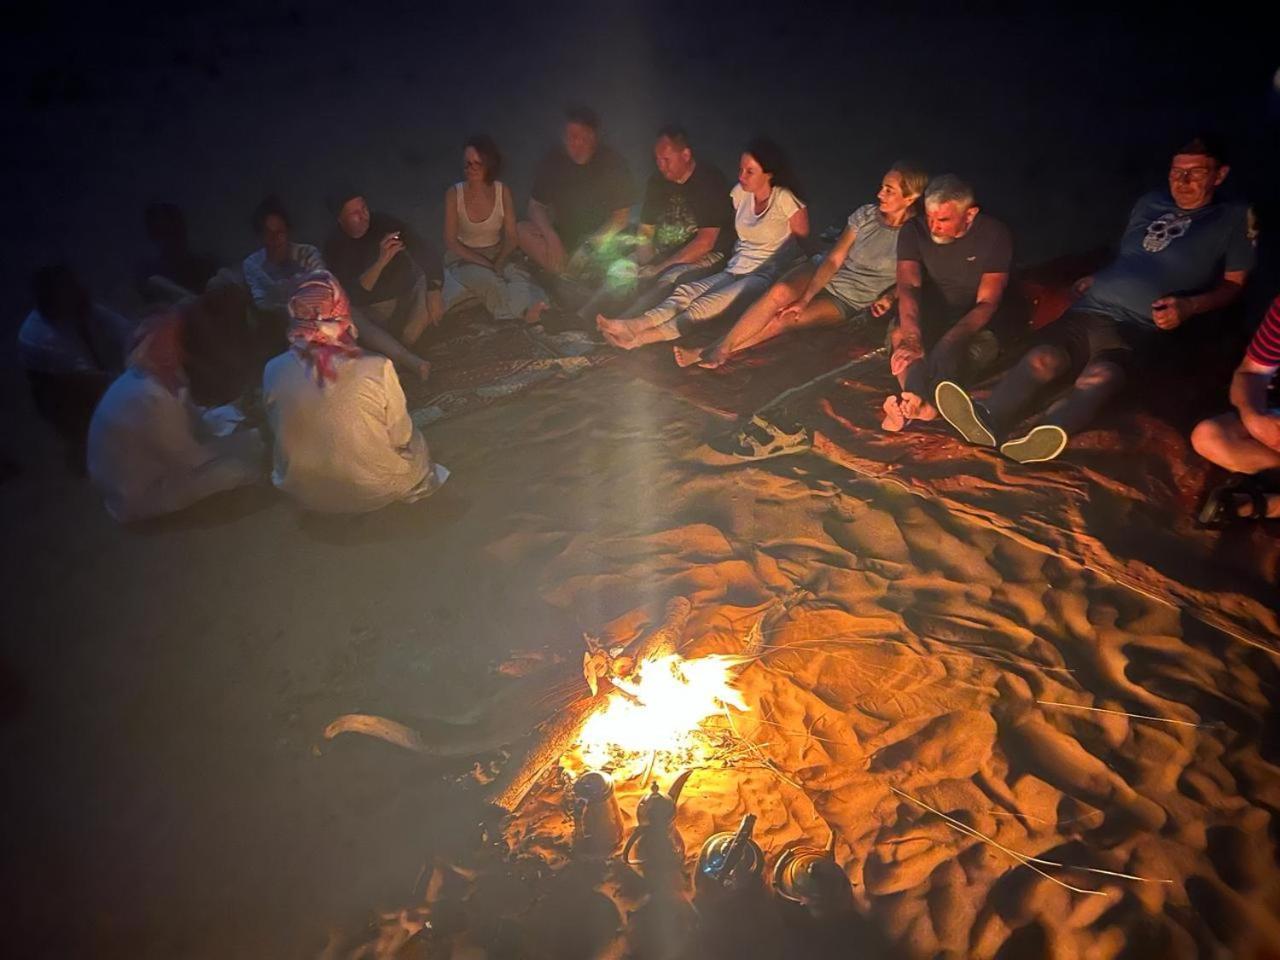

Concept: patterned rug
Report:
left=403, top=314, right=611, bottom=427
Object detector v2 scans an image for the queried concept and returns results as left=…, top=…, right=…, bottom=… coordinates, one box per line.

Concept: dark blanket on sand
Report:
left=403, top=313, right=610, bottom=426
left=623, top=318, right=1279, bottom=650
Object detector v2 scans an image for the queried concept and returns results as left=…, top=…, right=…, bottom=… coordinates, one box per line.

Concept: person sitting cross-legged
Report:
left=597, top=138, right=809, bottom=350
left=935, top=137, right=1256, bottom=464
left=882, top=174, right=1013, bottom=432
left=87, top=291, right=267, bottom=523
left=243, top=195, right=326, bottom=314
left=517, top=105, right=635, bottom=293
left=443, top=134, right=548, bottom=324
left=263, top=272, right=448, bottom=514
left=1191, top=292, right=1280, bottom=525
left=675, top=161, right=928, bottom=369
left=242, top=195, right=326, bottom=361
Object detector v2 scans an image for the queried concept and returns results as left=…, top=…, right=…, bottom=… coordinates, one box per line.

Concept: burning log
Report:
left=489, top=597, right=693, bottom=812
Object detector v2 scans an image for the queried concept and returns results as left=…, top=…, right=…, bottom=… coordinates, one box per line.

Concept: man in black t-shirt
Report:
left=517, top=105, right=635, bottom=285
left=577, top=124, right=733, bottom=320
left=321, top=187, right=439, bottom=381
left=882, top=174, right=1013, bottom=432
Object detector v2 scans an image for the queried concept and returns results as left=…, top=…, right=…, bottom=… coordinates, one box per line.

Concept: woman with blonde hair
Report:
left=674, top=161, right=929, bottom=369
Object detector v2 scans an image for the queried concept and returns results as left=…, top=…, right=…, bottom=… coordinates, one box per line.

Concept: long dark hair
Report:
left=743, top=137, right=805, bottom=202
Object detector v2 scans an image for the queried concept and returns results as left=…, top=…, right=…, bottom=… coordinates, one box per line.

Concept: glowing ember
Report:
left=576, top=653, right=746, bottom=773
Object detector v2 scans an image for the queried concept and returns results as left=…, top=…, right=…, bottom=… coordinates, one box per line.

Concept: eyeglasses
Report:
left=1169, top=166, right=1214, bottom=184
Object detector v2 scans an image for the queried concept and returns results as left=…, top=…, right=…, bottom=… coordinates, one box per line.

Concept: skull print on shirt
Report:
left=1142, top=213, right=1191, bottom=253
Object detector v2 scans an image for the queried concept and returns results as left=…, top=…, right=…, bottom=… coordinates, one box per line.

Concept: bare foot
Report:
left=600, top=322, right=638, bottom=349
left=881, top=395, right=906, bottom=432
left=698, top=353, right=728, bottom=370
left=524, top=301, right=549, bottom=325
left=898, top=391, right=935, bottom=422
left=673, top=344, right=704, bottom=368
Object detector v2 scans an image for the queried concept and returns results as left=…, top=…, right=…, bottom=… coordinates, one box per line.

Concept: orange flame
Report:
left=576, top=654, right=745, bottom=775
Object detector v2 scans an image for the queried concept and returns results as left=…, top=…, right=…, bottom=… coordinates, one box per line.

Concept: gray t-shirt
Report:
left=824, top=203, right=903, bottom=309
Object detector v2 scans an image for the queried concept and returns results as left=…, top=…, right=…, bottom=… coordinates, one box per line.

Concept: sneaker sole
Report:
left=934, top=381, right=996, bottom=447
left=1000, top=425, right=1068, bottom=463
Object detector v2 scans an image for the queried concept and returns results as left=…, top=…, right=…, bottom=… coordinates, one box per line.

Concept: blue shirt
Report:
left=1077, top=191, right=1256, bottom=327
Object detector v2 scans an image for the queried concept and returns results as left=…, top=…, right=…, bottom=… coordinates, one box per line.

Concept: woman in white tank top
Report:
left=443, top=135, right=547, bottom=323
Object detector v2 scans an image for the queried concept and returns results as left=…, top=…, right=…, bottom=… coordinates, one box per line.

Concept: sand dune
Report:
left=312, top=367, right=1280, bottom=959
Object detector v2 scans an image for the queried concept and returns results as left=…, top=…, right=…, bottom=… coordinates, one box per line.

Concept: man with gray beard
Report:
left=882, top=174, right=1013, bottom=432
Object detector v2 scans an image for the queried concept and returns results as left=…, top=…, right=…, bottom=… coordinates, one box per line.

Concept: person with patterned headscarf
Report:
left=263, top=271, right=448, bottom=513
left=87, top=296, right=267, bottom=522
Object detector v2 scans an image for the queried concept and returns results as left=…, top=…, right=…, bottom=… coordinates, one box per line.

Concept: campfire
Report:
left=574, top=652, right=746, bottom=778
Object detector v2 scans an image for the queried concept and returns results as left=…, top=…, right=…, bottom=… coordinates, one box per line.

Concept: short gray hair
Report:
left=923, top=174, right=975, bottom=210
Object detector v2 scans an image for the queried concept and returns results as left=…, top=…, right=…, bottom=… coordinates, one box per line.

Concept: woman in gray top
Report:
left=675, top=161, right=928, bottom=369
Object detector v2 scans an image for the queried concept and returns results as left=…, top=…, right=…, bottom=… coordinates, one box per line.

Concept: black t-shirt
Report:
left=639, top=161, right=734, bottom=257
left=897, top=213, right=1013, bottom=331
left=323, top=212, right=443, bottom=307
left=531, top=145, right=635, bottom=251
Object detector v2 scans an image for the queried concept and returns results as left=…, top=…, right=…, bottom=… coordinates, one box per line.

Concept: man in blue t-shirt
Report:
left=935, top=137, right=1256, bottom=463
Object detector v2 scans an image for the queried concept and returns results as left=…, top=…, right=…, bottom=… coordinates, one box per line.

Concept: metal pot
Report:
left=572, top=770, right=622, bottom=860
left=771, top=842, right=852, bottom=918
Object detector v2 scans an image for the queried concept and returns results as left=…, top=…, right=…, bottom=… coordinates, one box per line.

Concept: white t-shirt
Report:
left=725, top=184, right=804, bottom=275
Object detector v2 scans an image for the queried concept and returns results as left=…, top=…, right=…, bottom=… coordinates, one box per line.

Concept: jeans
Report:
left=886, top=319, right=1000, bottom=398
left=362, top=271, right=431, bottom=339
left=635, top=269, right=773, bottom=332
left=577, top=251, right=725, bottom=320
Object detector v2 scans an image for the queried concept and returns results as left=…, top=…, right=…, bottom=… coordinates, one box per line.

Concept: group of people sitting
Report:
left=15, top=104, right=1278, bottom=526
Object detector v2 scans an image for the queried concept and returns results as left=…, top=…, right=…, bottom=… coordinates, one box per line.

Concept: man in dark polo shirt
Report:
left=517, top=105, right=635, bottom=282
left=882, top=174, right=1013, bottom=432
left=936, top=138, right=1255, bottom=463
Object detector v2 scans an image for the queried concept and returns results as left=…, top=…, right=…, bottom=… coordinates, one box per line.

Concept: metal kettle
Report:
left=621, top=770, right=693, bottom=871
left=571, top=770, right=623, bottom=860
left=695, top=813, right=764, bottom=898
left=771, top=835, right=852, bottom=918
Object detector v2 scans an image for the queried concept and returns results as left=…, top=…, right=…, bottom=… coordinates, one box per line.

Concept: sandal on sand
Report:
left=713, top=415, right=812, bottom=462
left=999, top=424, right=1069, bottom=464
left=1197, top=475, right=1271, bottom=529
left=934, top=381, right=997, bottom=447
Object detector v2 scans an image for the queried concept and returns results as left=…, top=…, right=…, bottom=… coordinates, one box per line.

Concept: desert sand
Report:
left=4, top=3, right=1278, bottom=958
left=7, top=361, right=1280, bottom=958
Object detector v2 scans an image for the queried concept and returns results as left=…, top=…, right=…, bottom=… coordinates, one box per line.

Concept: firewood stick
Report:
left=489, top=597, right=692, bottom=812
